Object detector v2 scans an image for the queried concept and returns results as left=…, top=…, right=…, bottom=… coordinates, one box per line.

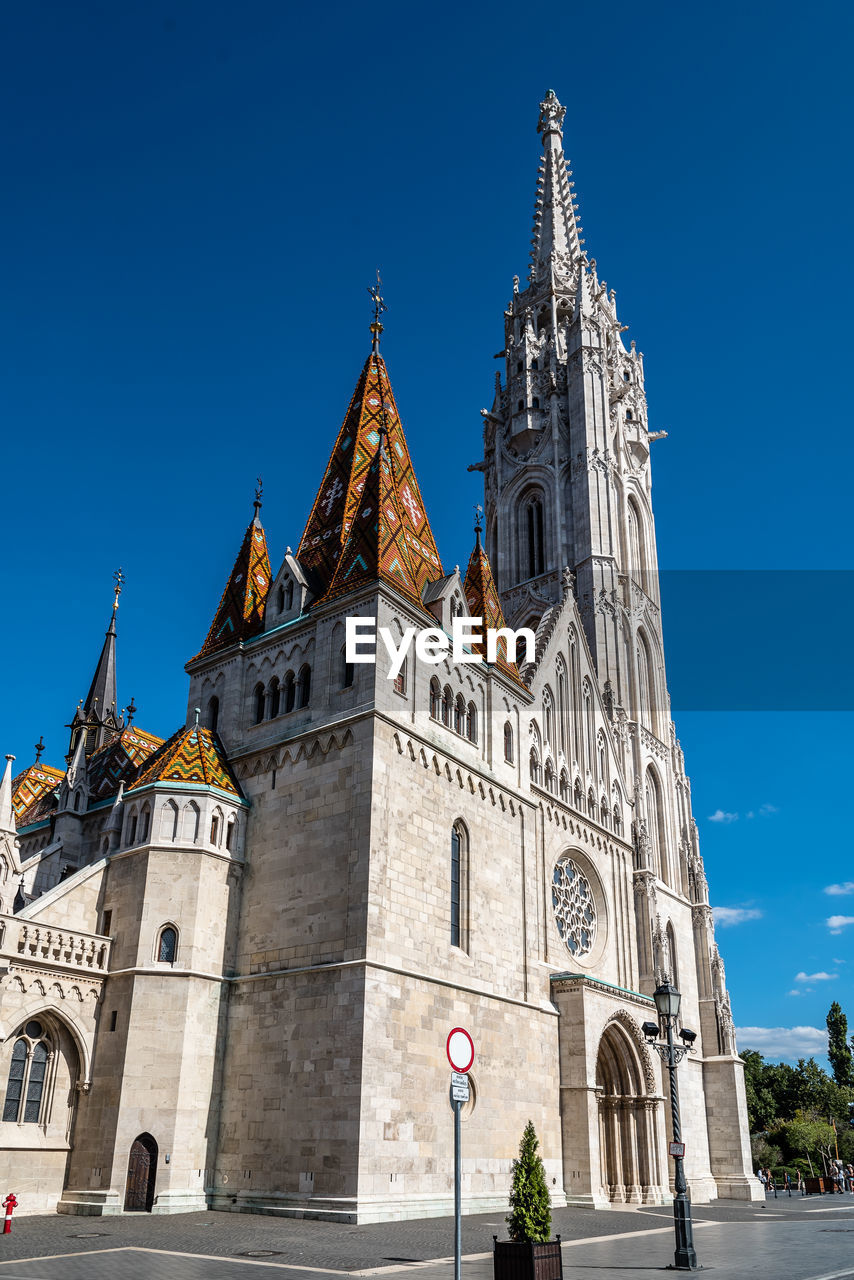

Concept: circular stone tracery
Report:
left=552, top=857, right=597, bottom=957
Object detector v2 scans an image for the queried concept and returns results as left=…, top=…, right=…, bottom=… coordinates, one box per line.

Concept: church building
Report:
left=0, top=92, right=759, bottom=1219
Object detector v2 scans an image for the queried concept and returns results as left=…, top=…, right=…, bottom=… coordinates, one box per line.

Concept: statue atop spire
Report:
left=537, top=90, right=566, bottom=142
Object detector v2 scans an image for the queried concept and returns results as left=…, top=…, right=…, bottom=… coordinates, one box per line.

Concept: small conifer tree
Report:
left=506, top=1120, right=552, bottom=1243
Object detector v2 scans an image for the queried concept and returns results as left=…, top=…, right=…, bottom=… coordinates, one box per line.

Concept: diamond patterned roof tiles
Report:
left=131, top=723, right=242, bottom=798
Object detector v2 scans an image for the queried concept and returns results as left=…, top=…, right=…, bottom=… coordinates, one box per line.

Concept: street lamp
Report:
left=644, top=980, right=698, bottom=1272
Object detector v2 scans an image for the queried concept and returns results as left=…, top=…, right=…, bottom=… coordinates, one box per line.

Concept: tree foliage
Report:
left=827, top=1002, right=854, bottom=1089
left=506, top=1121, right=552, bottom=1243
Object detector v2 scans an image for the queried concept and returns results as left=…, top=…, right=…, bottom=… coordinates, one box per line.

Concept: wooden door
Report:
left=124, top=1134, right=157, bottom=1211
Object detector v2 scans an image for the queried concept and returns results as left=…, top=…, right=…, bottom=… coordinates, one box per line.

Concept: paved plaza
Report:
left=0, top=1197, right=851, bottom=1280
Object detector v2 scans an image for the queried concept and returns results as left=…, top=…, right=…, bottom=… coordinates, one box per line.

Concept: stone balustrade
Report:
left=0, top=915, right=111, bottom=974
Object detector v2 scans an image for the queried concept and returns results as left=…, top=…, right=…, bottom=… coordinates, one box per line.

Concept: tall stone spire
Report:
left=529, top=90, right=583, bottom=284
left=83, top=569, right=123, bottom=721
left=68, top=570, right=126, bottom=759
left=192, top=484, right=272, bottom=661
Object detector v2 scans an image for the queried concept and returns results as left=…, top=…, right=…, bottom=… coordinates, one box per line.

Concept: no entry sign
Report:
left=446, top=1027, right=474, bottom=1073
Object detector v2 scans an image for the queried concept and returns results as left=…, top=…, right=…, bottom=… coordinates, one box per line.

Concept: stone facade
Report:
left=0, top=90, right=760, bottom=1219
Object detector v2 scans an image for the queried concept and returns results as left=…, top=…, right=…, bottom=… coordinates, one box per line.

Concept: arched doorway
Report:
left=124, top=1133, right=158, bottom=1212
left=596, top=1022, right=662, bottom=1204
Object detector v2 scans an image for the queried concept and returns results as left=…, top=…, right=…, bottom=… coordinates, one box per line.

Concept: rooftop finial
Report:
left=254, top=475, right=263, bottom=519
left=474, top=503, right=484, bottom=545
left=34, top=735, right=44, bottom=763
left=537, top=89, right=566, bottom=143
left=194, top=707, right=201, bottom=727
left=368, top=270, right=387, bottom=353
left=126, top=696, right=136, bottom=725
left=112, top=567, right=125, bottom=614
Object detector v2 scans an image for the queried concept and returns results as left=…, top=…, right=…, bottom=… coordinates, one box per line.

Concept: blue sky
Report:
left=1, top=0, right=851, bottom=1065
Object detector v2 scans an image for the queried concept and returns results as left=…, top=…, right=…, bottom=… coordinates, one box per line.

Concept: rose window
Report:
left=552, top=857, right=597, bottom=957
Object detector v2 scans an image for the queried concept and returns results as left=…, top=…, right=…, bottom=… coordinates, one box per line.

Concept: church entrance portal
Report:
left=596, top=1023, right=662, bottom=1204
left=124, top=1133, right=158, bottom=1211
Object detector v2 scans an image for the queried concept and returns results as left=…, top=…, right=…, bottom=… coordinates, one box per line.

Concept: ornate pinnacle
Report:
left=537, top=90, right=566, bottom=141
left=368, top=269, right=387, bottom=352
left=112, top=567, right=125, bottom=613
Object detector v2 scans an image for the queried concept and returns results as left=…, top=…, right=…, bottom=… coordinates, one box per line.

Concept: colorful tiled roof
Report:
left=131, top=724, right=242, bottom=797
left=463, top=533, right=525, bottom=687
left=194, top=513, right=272, bottom=660
left=297, top=353, right=442, bottom=597
left=87, top=727, right=164, bottom=801
left=12, top=764, right=64, bottom=824
left=323, top=440, right=424, bottom=609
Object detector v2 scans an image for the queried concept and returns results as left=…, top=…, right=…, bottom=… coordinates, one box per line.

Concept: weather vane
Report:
left=474, top=503, right=484, bottom=533
left=254, top=475, right=263, bottom=517
left=34, top=735, right=44, bottom=764
left=368, top=270, right=387, bottom=352
left=112, top=567, right=125, bottom=612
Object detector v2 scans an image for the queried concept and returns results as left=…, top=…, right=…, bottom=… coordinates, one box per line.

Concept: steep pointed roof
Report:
left=530, top=90, right=584, bottom=284
left=130, top=723, right=242, bottom=798
left=463, top=531, right=525, bottom=687
left=84, top=610, right=118, bottom=719
left=87, top=726, right=164, bottom=801
left=194, top=502, right=272, bottom=660
left=11, top=763, right=64, bottom=825
left=322, top=438, right=424, bottom=609
left=297, top=352, right=442, bottom=597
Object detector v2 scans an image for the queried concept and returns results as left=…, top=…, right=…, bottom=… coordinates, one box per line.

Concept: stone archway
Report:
left=595, top=1021, right=663, bottom=1204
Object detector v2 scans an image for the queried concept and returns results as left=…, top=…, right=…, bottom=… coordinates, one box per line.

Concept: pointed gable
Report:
left=463, top=534, right=525, bottom=687
left=323, top=441, right=423, bottom=609
left=12, top=764, right=65, bottom=824
left=297, top=353, right=442, bottom=596
left=194, top=512, right=272, bottom=660
left=131, top=724, right=242, bottom=798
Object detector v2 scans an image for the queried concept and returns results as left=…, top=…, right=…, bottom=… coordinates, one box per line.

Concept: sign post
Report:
left=446, top=1028, right=475, bottom=1280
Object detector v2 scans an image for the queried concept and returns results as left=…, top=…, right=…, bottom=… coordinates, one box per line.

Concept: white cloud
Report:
left=827, top=916, right=854, bottom=935
left=825, top=883, right=854, bottom=897
left=713, top=906, right=762, bottom=927
left=708, top=809, right=738, bottom=824
left=736, top=1025, right=828, bottom=1061
left=787, top=989, right=802, bottom=997
left=759, top=804, right=779, bottom=816
left=794, top=971, right=837, bottom=982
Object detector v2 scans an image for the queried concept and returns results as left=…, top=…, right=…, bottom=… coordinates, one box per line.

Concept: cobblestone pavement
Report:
left=0, top=1196, right=850, bottom=1279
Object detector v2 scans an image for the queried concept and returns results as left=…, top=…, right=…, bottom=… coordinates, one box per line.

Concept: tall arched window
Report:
left=636, top=630, right=654, bottom=730
left=645, top=767, right=668, bottom=884
left=504, top=722, right=514, bottom=763
left=627, top=496, right=646, bottom=585
left=600, top=796, right=609, bottom=829
left=284, top=671, right=296, bottom=713
left=210, top=808, right=222, bottom=846
left=583, top=681, right=594, bottom=772
left=525, top=497, right=545, bottom=578
left=450, top=823, right=469, bottom=951
left=139, top=805, right=151, bottom=843
left=268, top=677, right=280, bottom=719
left=666, top=921, right=679, bottom=991
left=430, top=677, right=441, bottom=719
left=297, top=665, right=311, bottom=708
left=253, top=683, right=265, bottom=724
left=556, top=659, right=567, bottom=754
left=181, top=802, right=199, bottom=844
left=466, top=702, right=477, bottom=744
left=3, top=1024, right=50, bottom=1124
left=543, top=687, right=554, bottom=747
left=393, top=659, right=407, bottom=696
left=597, top=730, right=607, bottom=785
left=442, top=686, right=453, bottom=727
left=127, top=810, right=138, bottom=845
left=573, top=778, right=584, bottom=811
left=158, top=926, right=178, bottom=964
left=454, top=694, right=465, bottom=735
left=206, top=696, right=219, bottom=732
left=545, top=762, right=556, bottom=794
left=341, top=646, right=354, bottom=688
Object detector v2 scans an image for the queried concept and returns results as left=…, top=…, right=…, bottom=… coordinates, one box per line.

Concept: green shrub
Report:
left=506, top=1121, right=552, bottom=1243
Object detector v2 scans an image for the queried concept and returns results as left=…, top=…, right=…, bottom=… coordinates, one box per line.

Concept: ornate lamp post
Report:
left=643, top=980, right=698, bottom=1272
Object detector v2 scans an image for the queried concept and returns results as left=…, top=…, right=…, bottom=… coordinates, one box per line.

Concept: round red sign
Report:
left=446, top=1027, right=475, bottom=1073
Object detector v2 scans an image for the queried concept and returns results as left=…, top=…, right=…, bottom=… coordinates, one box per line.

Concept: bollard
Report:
left=2, top=1194, right=17, bottom=1234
